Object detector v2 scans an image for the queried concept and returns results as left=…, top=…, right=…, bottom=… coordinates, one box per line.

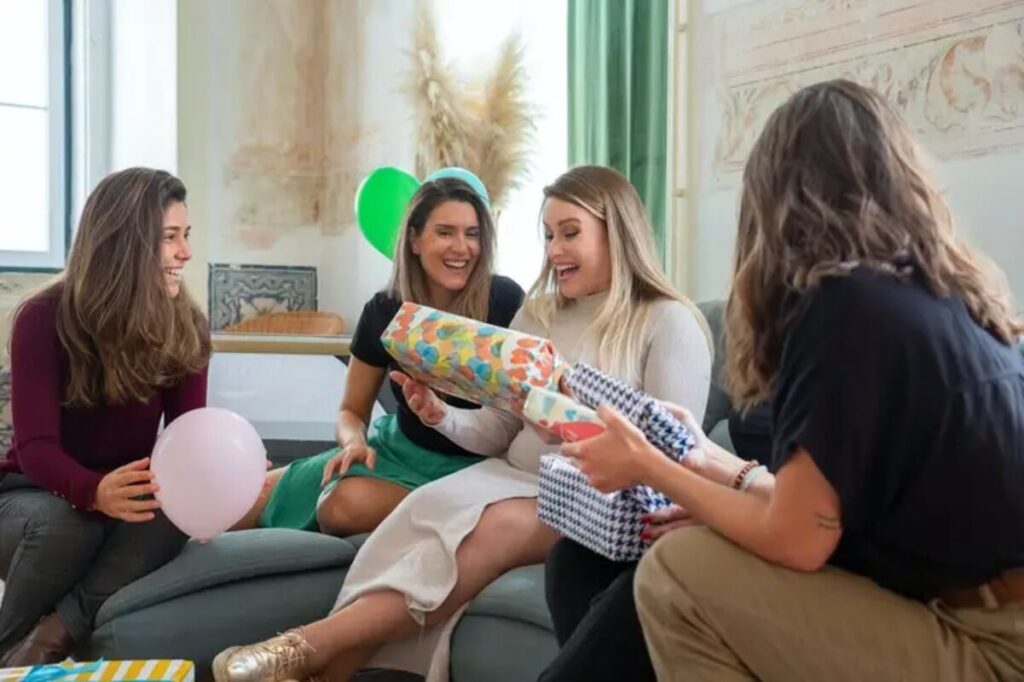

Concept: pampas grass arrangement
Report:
left=408, top=0, right=534, bottom=210
left=410, top=1, right=474, bottom=175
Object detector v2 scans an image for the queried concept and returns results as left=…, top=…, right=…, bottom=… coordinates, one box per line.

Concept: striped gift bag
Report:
left=0, top=659, right=194, bottom=682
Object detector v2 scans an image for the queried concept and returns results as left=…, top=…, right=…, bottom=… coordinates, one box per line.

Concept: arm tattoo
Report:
left=814, top=512, right=841, bottom=531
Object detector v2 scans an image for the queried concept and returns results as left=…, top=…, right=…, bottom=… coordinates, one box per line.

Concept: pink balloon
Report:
left=151, top=407, right=266, bottom=541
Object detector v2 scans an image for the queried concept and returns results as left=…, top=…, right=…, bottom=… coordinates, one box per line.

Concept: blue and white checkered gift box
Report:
left=564, top=362, right=695, bottom=461
left=538, top=455, right=673, bottom=562
left=538, top=363, right=697, bottom=561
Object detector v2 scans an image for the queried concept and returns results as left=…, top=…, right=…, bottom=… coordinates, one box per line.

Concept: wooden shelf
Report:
left=212, top=332, right=352, bottom=356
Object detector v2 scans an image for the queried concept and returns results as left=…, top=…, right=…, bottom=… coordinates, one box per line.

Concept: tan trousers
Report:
left=635, top=527, right=1024, bottom=681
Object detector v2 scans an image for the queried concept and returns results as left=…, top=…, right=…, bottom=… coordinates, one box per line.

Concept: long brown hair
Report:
left=526, top=165, right=711, bottom=381
left=726, top=79, right=1023, bottom=410
left=390, top=177, right=496, bottom=320
left=22, top=168, right=210, bottom=407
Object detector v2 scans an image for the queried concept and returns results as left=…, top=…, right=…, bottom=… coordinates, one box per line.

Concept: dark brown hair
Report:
left=390, top=177, right=496, bottom=320
left=726, top=79, right=1022, bottom=410
left=22, top=167, right=210, bottom=407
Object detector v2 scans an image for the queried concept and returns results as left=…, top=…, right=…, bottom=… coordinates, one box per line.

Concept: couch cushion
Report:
left=95, top=528, right=357, bottom=626
left=451, top=564, right=554, bottom=682
left=85, top=566, right=352, bottom=680
left=451, top=614, right=557, bottom=682
left=346, top=532, right=371, bottom=549
left=696, top=301, right=730, bottom=434
left=463, top=564, right=551, bottom=631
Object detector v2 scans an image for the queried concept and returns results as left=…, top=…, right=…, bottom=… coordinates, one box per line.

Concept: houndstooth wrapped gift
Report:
left=538, top=455, right=674, bottom=562
left=381, top=302, right=565, bottom=412
left=565, top=362, right=694, bottom=461
left=538, top=363, right=697, bottom=561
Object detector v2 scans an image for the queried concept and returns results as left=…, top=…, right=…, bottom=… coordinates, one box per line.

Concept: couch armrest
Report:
left=95, top=529, right=357, bottom=626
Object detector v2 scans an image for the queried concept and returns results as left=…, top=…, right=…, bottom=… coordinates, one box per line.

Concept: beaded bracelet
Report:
left=731, top=460, right=759, bottom=490
left=740, top=465, right=768, bottom=492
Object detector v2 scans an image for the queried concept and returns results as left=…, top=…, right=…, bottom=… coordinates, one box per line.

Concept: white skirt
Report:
left=332, top=458, right=540, bottom=681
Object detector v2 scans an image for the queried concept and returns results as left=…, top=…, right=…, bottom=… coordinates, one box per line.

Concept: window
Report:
left=0, top=0, right=68, bottom=270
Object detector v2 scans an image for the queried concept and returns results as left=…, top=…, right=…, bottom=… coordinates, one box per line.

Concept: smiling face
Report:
left=410, top=200, right=482, bottom=306
left=542, top=197, right=612, bottom=299
left=160, top=201, right=191, bottom=298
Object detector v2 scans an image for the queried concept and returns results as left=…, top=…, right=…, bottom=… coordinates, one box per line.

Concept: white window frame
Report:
left=667, top=0, right=693, bottom=295
left=0, top=0, right=69, bottom=271
left=71, top=0, right=112, bottom=227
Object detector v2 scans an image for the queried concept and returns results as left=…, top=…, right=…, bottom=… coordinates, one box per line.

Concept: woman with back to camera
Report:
left=568, top=80, right=1024, bottom=681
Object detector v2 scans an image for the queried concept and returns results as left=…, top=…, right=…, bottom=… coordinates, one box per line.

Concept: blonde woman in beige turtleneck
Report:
left=213, top=166, right=713, bottom=682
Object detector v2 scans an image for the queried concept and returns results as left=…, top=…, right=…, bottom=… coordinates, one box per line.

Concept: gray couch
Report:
left=80, top=302, right=737, bottom=681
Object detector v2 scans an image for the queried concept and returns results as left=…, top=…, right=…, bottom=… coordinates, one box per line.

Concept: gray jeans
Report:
left=0, top=473, right=187, bottom=655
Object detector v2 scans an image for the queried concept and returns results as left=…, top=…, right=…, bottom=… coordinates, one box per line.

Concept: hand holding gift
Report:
left=536, top=363, right=698, bottom=562
left=564, top=363, right=695, bottom=461
left=390, top=371, right=448, bottom=425
left=641, top=505, right=701, bottom=543
left=560, top=406, right=661, bottom=493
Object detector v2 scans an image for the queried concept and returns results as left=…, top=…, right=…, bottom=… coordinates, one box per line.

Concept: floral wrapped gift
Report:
left=0, top=659, right=194, bottom=682
left=538, top=455, right=673, bottom=562
left=523, top=388, right=605, bottom=441
left=381, top=302, right=565, bottom=412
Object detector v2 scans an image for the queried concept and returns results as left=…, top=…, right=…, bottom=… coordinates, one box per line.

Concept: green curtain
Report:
left=568, top=0, right=670, bottom=261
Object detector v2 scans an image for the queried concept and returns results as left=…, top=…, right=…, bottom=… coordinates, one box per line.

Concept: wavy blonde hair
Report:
left=16, top=168, right=210, bottom=407
left=390, top=177, right=497, bottom=320
left=526, top=165, right=711, bottom=381
left=726, top=79, right=1023, bottom=410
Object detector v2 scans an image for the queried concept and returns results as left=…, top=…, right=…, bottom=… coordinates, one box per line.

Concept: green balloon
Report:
left=355, top=167, right=421, bottom=259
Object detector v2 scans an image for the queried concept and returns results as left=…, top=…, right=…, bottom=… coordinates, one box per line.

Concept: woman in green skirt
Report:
left=234, top=178, right=523, bottom=536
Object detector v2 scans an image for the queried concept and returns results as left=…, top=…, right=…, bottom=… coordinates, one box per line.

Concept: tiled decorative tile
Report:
left=208, top=264, right=318, bottom=331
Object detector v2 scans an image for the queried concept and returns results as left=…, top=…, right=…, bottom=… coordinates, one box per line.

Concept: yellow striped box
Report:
left=0, top=659, right=194, bottom=682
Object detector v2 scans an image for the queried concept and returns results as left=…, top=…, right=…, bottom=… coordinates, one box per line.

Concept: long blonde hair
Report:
left=726, top=79, right=1023, bottom=411
left=390, top=177, right=496, bottom=320
left=15, top=168, right=210, bottom=407
left=526, top=165, right=710, bottom=381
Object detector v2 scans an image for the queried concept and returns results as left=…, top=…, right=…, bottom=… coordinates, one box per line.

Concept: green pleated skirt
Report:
left=258, top=414, right=485, bottom=531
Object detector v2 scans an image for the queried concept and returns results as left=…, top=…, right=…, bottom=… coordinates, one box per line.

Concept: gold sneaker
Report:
left=212, top=629, right=316, bottom=682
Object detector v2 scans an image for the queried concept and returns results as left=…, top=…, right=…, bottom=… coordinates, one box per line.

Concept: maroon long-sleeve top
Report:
left=0, top=291, right=208, bottom=512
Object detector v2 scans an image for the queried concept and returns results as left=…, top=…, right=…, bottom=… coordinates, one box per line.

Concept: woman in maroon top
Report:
left=0, top=168, right=210, bottom=666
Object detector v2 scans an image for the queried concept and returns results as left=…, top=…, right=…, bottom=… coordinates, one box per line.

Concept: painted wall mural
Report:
left=222, top=0, right=328, bottom=249
left=213, top=0, right=382, bottom=247
left=709, top=0, right=1024, bottom=184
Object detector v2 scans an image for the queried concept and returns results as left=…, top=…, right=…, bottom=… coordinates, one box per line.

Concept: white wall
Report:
left=177, top=0, right=567, bottom=326
left=432, top=0, right=568, bottom=289
left=685, top=0, right=1024, bottom=303
left=110, top=0, right=177, bottom=173
left=207, top=354, right=384, bottom=440
left=318, top=0, right=419, bottom=325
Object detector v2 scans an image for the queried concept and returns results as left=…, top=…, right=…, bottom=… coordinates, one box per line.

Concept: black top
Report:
left=728, top=404, right=772, bottom=463
left=771, top=268, right=1024, bottom=600
left=349, top=275, right=525, bottom=457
